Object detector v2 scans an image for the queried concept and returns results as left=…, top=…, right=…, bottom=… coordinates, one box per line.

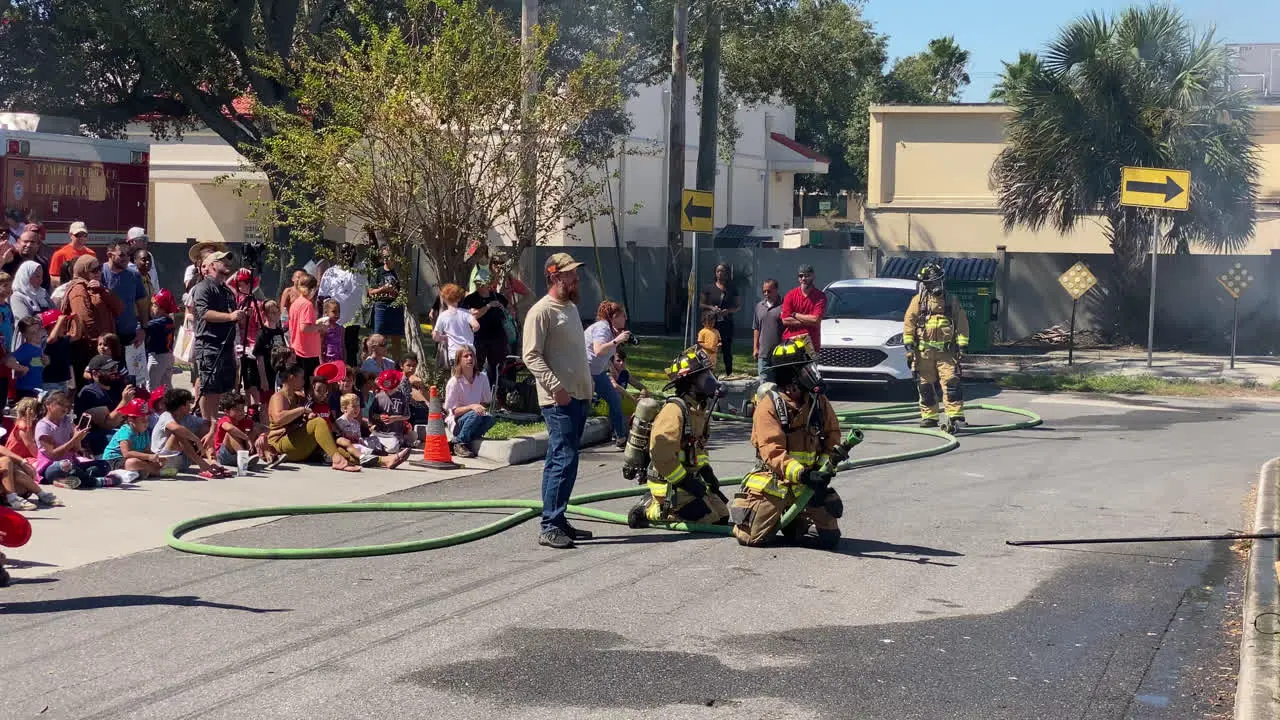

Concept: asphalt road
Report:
left=0, top=389, right=1267, bottom=720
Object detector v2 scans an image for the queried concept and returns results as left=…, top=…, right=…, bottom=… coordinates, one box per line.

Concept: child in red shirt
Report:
left=213, top=392, right=271, bottom=467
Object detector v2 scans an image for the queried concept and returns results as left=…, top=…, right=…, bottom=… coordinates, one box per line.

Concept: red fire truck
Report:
left=0, top=128, right=149, bottom=239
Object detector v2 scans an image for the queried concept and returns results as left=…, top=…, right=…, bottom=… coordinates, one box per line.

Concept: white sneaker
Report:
left=7, top=496, right=36, bottom=511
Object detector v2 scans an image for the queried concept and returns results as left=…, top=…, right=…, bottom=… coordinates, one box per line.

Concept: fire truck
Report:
left=0, top=114, right=149, bottom=239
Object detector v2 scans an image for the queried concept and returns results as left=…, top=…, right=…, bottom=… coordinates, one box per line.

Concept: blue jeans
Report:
left=592, top=371, right=626, bottom=440
left=757, top=357, right=776, bottom=383
left=454, top=410, right=497, bottom=444
left=540, top=398, right=588, bottom=533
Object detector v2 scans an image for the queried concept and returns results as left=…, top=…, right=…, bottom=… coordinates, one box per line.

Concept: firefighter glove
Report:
left=800, top=467, right=833, bottom=491
left=699, top=465, right=730, bottom=503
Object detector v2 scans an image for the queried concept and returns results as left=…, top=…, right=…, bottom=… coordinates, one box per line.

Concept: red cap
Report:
left=39, top=308, right=63, bottom=329
left=315, top=361, right=346, bottom=383
left=376, top=369, right=404, bottom=392
left=153, top=289, right=179, bottom=315
left=149, top=386, right=167, bottom=410
left=231, top=268, right=259, bottom=289
left=120, top=397, right=151, bottom=418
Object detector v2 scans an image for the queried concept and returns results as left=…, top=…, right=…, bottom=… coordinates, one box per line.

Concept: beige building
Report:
left=864, top=103, right=1280, bottom=254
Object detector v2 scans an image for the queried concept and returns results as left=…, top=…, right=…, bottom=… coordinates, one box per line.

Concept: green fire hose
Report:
left=165, top=402, right=1041, bottom=559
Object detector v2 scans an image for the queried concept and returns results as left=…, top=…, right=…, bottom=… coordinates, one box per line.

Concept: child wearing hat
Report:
left=370, top=369, right=416, bottom=452
left=102, top=397, right=171, bottom=480
left=145, top=289, right=180, bottom=393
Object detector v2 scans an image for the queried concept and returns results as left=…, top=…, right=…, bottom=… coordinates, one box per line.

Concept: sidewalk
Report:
left=966, top=349, right=1280, bottom=385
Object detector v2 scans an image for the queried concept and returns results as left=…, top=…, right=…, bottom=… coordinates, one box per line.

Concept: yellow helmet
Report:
left=663, top=346, right=713, bottom=390
left=767, top=334, right=818, bottom=370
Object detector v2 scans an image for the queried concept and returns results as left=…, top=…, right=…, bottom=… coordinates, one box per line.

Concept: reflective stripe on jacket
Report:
left=647, top=398, right=710, bottom=499
left=902, top=292, right=970, bottom=350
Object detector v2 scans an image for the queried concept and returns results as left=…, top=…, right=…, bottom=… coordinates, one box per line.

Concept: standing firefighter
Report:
left=903, top=261, right=969, bottom=430
left=729, top=335, right=847, bottom=550
left=626, top=347, right=730, bottom=528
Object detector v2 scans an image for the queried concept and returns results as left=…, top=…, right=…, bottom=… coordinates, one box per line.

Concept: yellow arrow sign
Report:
left=680, top=189, right=714, bottom=233
left=1057, top=261, right=1097, bottom=300
left=1120, top=166, right=1191, bottom=211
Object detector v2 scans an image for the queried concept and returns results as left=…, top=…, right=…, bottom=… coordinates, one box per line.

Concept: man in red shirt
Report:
left=780, top=264, right=827, bottom=350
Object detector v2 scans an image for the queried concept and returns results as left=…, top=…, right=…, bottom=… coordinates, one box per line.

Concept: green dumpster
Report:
left=877, top=257, right=999, bottom=353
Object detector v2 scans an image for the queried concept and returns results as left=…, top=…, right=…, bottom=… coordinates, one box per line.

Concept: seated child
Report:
left=335, top=393, right=410, bottom=468
left=2, top=398, right=61, bottom=509
left=11, top=316, right=47, bottom=400
left=34, top=390, right=111, bottom=489
left=152, top=388, right=232, bottom=478
left=398, top=352, right=429, bottom=426
left=213, top=391, right=272, bottom=469
left=102, top=397, right=170, bottom=480
left=6, top=397, right=40, bottom=462
left=370, top=369, right=416, bottom=452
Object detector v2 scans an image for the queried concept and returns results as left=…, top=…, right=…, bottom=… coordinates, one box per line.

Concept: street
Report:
left=0, top=389, right=1266, bottom=720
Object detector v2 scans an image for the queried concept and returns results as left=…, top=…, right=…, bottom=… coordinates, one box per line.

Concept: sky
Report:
left=860, top=0, right=1280, bottom=102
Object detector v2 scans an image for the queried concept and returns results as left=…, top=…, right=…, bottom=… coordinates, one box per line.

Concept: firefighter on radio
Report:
left=625, top=346, right=730, bottom=528
left=728, top=334, right=847, bottom=550
left=903, top=261, right=969, bottom=430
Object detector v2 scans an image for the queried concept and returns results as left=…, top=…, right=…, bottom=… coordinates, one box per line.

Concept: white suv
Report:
left=816, top=278, right=918, bottom=385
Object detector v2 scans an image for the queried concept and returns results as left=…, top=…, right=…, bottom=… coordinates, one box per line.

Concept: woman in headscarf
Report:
left=10, top=260, right=53, bottom=341
left=62, top=255, right=123, bottom=385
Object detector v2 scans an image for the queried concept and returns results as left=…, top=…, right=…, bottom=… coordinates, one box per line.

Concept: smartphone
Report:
left=77, top=415, right=92, bottom=430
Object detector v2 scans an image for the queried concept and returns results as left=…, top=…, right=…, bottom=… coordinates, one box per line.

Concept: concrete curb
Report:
left=472, top=417, right=611, bottom=465
left=1236, top=457, right=1280, bottom=720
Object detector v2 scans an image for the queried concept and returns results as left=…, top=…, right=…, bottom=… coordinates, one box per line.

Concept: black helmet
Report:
left=663, top=346, right=714, bottom=391
left=768, top=335, right=824, bottom=394
left=917, top=261, right=945, bottom=285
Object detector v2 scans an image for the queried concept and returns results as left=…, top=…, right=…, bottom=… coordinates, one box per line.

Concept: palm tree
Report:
left=989, top=51, right=1040, bottom=102
left=990, top=4, right=1260, bottom=339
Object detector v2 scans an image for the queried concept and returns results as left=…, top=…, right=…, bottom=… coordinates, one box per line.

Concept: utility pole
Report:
left=691, top=4, right=722, bottom=344
left=663, top=0, right=689, bottom=333
left=519, top=0, right=539, bottom=250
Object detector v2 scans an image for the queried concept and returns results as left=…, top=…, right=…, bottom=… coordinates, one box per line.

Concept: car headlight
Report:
left=886, top=333, right=904, bottom=346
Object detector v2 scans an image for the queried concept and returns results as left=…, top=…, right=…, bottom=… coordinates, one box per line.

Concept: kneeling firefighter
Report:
left=729, top=334, right=847, bottom=550
left=903, top=261, right=969, bottom=430
left=625, top=346, right=730, bottom=528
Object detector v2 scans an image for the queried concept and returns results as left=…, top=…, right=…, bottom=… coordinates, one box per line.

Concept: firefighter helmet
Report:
left=917, top=261, right=945, bottom=285
left=767, top=334, right=818, bottom=370
left=663, top=346, right=714, bottom=391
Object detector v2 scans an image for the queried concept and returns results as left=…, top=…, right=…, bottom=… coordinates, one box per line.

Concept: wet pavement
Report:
left=0, top=389, right=1268, bottom=719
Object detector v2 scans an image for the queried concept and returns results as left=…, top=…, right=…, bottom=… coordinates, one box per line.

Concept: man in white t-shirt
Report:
left=316, top=246, right=368, bottom=364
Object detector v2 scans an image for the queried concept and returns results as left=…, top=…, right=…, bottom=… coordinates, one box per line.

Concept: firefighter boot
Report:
left=626, top=499, right=651, bottom=529
left=920, top=417, right=939, bottom=428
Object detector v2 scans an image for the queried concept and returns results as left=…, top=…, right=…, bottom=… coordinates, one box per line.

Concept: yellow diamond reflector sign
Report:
left=1058, top=261, right=1097, bottom=300
left=1217, top=262, right=1252, bottom=300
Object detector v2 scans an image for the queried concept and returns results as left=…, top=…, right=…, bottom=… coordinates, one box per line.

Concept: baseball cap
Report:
left=545, top=252, right=584, bottom=274
left=69, top=221, right=88, bottom=236
left=153, top=289, right=179, bottom=315
left=119, top=397, right=150, bottom=418
left=86, top=354, right=120, bottom=374
left=204, top=250, right=233, bottom=265
left=126, top=227, right=147, bottom=242
left=376, top=369, right=404, bottom=392
left=39, top=308, right=63, bottom=329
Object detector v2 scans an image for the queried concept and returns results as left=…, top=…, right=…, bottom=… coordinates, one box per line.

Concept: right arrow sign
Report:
left=1120, top=166, right=1191, bottom=211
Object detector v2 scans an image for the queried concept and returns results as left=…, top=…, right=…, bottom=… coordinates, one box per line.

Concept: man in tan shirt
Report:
left=522, top=252, right=595, bottom=549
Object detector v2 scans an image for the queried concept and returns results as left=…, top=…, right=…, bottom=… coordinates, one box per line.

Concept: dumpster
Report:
left=877, top=257, right=999, bottom=353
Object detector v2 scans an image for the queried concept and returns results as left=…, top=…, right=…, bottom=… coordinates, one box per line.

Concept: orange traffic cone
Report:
left=420, top=385, right=462, bottom=469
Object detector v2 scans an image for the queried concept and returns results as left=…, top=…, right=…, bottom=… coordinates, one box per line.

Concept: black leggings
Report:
left=475, top=332, right=510, bottom=387
left=344, top=325, right=361, bottom=367
left=715, top=320, right=734, bottom=375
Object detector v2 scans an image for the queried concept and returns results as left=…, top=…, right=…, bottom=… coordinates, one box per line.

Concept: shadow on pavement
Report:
left=0, top=594, right=292, bottom=615
left=833, top=537, right=964, bottom=567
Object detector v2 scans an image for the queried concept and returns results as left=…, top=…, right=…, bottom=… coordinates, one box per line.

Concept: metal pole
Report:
left=519, top=0, right=539, bottom=249
left=692, top=6, right=722, bottom=345
left=1008, top=531, right=1280, bottom=547
left=1146, top=220, right=1158, bottom=368
left=1068, top=297, right=1077, bottom=366
left=1231, top=297, right=1239, bottom=370
left=663, top=0, right=689, bottom=334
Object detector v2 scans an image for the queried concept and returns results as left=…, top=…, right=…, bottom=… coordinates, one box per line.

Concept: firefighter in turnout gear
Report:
left=903, top=261, right=969, bottom=429
left=626, top=347, right=730, bottom=528
left=729, top=334, right=847, bottom=550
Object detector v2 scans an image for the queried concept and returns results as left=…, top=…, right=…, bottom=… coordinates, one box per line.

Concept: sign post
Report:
left=1120, top=166, right=1191, bottom=368
left=1217, top=264, right=1252, bottom=369
left=681, top=188, right=715, bottom=345
left=1057, top=262, right=1098, bottom=366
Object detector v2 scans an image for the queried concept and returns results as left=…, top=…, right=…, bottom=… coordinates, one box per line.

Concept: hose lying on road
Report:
left=166, top=402, right=1042, bottom=560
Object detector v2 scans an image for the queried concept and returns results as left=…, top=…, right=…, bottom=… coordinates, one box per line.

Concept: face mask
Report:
left=927, top=283, right=943, bottom=296
left=691, top=370, right=724, bottom=399
left=797, top=364, right=824, bottom=395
